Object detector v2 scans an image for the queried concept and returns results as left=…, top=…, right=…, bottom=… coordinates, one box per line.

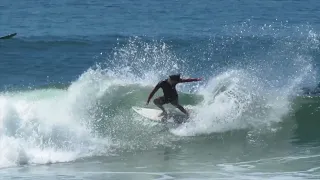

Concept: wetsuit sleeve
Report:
left=179, top=78, right=202, bottom=83
left=147, top=82, right=162, bottom=103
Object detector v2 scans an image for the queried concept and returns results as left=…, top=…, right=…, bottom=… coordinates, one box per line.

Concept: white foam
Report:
left=0, top=85, right=114, bottom=168
left=171, top=65, right=311, bottom=136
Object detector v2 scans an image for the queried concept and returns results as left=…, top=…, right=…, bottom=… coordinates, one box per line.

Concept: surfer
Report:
left=146, top=74, right=201, bottom=120
left=0, top=33, right=17, bottom=39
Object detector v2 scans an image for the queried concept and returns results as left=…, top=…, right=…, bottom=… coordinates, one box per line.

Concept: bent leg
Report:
left=171, top=99, right=189, bottom=116
left=153, top=97, right=167, bottom=115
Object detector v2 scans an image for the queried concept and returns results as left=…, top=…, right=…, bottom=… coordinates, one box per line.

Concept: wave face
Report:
left=0, top=22, right=320, bottom=168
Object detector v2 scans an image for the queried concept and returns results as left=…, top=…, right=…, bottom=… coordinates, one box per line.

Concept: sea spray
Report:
left=0, top=38, right=186, bottom=168
left=0, top=88, right=114, bottom=168
left=0, top=23, right=318, bottom=167
left=170, top=56, right=314, bottom=137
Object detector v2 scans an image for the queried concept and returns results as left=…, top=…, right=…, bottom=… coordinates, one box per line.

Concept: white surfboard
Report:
left=132, top=106, right=188, bottom=123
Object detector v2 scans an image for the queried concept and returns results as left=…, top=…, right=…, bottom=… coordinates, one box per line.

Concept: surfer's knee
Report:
left=153, top=98, right=161, bottom=105
left=154, top=97, right=166, bottom=105
left=153, top=98, right=158, bottom=105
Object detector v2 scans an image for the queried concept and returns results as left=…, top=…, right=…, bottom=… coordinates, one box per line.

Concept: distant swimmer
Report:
left=0, top=33, right=17, bottom=39
left=146, top=74, right=202, bottom=119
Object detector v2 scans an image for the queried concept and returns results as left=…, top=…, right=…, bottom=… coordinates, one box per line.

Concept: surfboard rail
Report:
left=132, top=106, right=189, bottom=124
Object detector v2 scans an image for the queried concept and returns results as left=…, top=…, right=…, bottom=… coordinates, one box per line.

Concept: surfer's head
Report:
left=169, top=74, right=181, bottom=84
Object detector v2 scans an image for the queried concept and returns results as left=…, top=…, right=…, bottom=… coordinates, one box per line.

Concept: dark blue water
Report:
left=1, top=0, right=320, bottom=87
left=1, top=0, right=320, bottom=179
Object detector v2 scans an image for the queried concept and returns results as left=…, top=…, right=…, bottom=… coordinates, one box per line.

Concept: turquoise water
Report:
left=1, top=0, right=320, bottom=179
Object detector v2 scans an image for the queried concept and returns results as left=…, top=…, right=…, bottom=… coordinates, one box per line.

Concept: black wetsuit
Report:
left=154, top=79, right=178, bottom=103
left=147, top=78, right=201, bottom=104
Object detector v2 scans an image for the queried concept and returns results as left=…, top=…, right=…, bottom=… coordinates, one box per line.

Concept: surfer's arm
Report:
left=147, top=83, right=161, bottom=104
left=179, top=78, right=202, bottom=83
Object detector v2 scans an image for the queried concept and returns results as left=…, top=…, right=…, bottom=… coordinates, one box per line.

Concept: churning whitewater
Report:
left=0, top=24, right=318, bottom=169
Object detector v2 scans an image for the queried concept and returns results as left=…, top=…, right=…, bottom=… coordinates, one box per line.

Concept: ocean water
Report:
left=1, top=0, right=320, bottom=179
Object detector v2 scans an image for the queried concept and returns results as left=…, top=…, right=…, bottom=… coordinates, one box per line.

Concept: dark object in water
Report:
left=0, top=33, right=17, bottom=39
left=302, top=83, right=320, bottom=95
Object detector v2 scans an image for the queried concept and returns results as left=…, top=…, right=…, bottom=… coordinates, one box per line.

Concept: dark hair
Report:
left=169, top=74, right=181, bottom=81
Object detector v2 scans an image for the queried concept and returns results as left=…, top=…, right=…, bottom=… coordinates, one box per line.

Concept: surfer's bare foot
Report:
left=161, top=117, right=167, bottom=123
left=159, top=111, right=168, bottom=117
